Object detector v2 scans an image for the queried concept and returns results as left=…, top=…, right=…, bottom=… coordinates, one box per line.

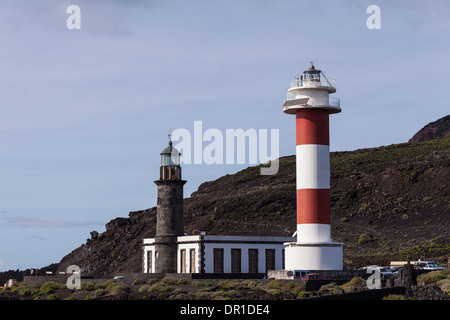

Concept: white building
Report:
left=142, top=140, right=294, bottom=275
left=143, top=232, right=293, bottom=274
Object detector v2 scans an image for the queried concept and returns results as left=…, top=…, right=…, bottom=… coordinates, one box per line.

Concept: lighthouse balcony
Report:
left=289, top=78, right=336, bottom=93
left=283, top=96, right=341, bottom=114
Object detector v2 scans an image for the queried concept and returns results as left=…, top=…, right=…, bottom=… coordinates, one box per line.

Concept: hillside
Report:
left=53, top=135, right=450, bottom=277
left=409, top=115, right=450, bottom=143
left=2, top=116, right=448, bottom=284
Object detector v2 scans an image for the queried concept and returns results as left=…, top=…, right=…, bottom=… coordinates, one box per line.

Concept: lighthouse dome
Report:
left=160, top=140, right=180, bottom=167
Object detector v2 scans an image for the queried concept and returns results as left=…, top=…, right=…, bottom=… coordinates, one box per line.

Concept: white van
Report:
left=286, top=270, right=310, bottom=280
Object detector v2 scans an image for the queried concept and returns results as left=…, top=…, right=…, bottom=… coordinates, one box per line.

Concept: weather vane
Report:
left=168, top=128, right=172, bottom=141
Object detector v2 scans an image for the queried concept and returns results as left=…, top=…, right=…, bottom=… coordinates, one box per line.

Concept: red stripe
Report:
left=296, top=109, right=329, bottom=146
left=296, top=189, right=330, bottom=224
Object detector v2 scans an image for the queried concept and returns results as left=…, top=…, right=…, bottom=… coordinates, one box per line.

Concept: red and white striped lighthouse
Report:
left=283, top=63, right=343, bottom=270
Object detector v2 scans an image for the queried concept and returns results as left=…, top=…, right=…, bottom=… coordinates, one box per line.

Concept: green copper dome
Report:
left=160, top=140, right=180, bottom=166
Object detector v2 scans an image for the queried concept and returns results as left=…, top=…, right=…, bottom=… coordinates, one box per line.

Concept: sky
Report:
left=0, top=0, right=449, bottom=272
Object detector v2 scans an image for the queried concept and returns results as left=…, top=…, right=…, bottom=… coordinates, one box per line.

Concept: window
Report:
left=248, top=249, right=258, bottom=273
left=147, top=251, right=153, bottom=273
left=231, top=249, right=241, bottom=273
left=180, top=249, right=186, bottom=273
left=190, top=249, right=196, bottom=273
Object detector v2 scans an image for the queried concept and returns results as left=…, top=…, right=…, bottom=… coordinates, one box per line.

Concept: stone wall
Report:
left=407, top=283, right=449, bottom=300
left=23, top=275, right=67, bottom=286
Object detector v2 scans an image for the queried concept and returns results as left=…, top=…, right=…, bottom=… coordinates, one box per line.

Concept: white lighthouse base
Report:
left=284, top=241, right=343, bottom=271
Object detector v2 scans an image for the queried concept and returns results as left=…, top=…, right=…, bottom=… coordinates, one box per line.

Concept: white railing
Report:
left=290, top=77, right=336, bottom=90
left=284, top=96, right=340, bottom=108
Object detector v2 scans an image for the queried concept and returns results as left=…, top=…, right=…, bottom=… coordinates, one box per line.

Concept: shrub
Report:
left=176, top=278, right=191, bottom=285
left=240, top=280, right=259, bottom=289
left=417, top=270, right=450, bottom=285
left=132, top=278, right=146, bottom=286
left=19, top=288, right=32, bottom=296
left=193, top=291, right=214, bottom=299
left=94, top=288, right=107, bottom=297
left=218, top=279, right=244, bottom=290
left=81, top=281, right=96, bottom=291
left=161, top=286, right=174, bottom=293
left=282, top=281, right=306, bottom=294
left=341, top=277, right=366, bottom=293
left=192, top=280, right=212, bottom=287
left=318, top=282, right=342, bottom=295
left=146, top=278, right=159, bottom=285
left=40, top=282, right=61, bottom=294
left=160, top=277, right=179, bottom=285
left=147, top=282, right=173, bottom=293
left=108, top=284, right=131, bottom=296
left=139, top=285, right=150, bottom=293
left=223, top=289, right=240, bottom=299
left=296, top=291, right=309, bottom=298
left=358, top=234, right=375, bottom=245
left=48, top=294, right=58, bottom=300
left=437, top=279, right=450, bottom=293
left=382, top=294, right=406, bottom=300
left=101, top=280, right=116, bottom=290
left=265, top=279, right=284, bottom=290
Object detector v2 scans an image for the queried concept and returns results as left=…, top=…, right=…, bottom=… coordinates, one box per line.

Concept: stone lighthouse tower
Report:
left=283, top=63, right=343, bottom=270
left=154, top=140, right=186, bottom=273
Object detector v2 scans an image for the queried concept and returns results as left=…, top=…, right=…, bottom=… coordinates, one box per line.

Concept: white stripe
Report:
left=296, top=144, right=330, bottom=189
left=297, top=224, right=331, bottom=243
left=284, top=243, right=343, bottom=270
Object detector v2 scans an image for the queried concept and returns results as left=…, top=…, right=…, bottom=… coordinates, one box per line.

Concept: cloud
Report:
left=30, top=235, right=47, bottom=241
left=3, top=216, right=103, bottom=229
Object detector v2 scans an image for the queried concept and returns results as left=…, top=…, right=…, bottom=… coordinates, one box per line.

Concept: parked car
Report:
left=390, top=267, right=403, bottom=278
left=301, top=273, right=332, bottom=281
left=359, top=265, right=395, bottom=278
left=413, top=261, right=445, bottom=270
left=380, top=267, right=393, bottom=278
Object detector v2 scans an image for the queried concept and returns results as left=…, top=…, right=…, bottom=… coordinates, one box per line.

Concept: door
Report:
left=213, top=248, right=224, bottom=273
left=265, top=249, right=275, bottom=272
left=231, top=249, right=241, bottom=273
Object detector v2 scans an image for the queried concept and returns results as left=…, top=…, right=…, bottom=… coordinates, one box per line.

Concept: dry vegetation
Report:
left=2, top=270, right=449, bottom=300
